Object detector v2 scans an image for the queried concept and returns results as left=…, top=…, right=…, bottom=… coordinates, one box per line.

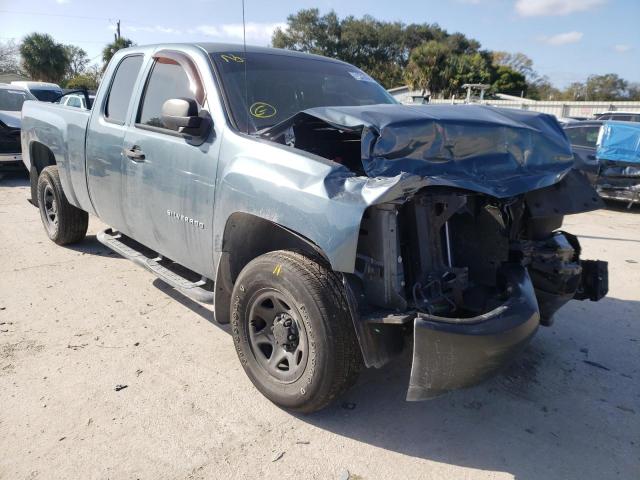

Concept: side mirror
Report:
left=161, top=98, right=211, bottom=144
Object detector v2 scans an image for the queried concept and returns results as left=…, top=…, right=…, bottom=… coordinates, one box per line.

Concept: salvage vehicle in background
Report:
left=564, top=120, right=640, bottom=208
left=595, top=111, right=640, bottom=122
left=0, top=84, right=36, bottom=168
left=11, top=81, right=63, bottom=103
left=594, top=121, right=640, bottom=207
left=563, top=120, right=603, bottom=183
left=20, top=43, right=609, bottom=412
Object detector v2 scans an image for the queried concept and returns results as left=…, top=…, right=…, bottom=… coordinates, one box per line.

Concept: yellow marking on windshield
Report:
left=220, top=54, right=244, bottom=63
left=250, top=102, right=277, bottom=119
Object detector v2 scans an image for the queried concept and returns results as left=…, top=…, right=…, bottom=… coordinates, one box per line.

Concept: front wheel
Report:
left=231, top=250, right=362, bottom=413
left=37, top=166, right=88, bottom=245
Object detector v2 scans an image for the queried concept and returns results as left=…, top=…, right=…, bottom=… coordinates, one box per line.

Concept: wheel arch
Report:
left=29, top=141, right=57, bottom=203
left=213, top=212, right=329, bottom=324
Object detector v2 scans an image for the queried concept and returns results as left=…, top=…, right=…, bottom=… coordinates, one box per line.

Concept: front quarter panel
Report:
left=213, top=132, right=398, bottom=273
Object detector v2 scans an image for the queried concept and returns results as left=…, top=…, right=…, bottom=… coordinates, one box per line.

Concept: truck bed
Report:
left=21, top=100, right=94, bottom=213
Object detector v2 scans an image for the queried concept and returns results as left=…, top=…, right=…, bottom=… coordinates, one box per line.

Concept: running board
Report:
left=97, top=228, right=214, bottom=304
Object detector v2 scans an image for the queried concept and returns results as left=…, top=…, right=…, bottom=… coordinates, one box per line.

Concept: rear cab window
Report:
left=105, top=55, right=144, bottom=124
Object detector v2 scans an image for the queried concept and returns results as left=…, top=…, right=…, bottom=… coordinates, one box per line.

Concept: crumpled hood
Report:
left=266, top=104, right=574, bottom=198
left=0, top=110, right=22, bottom=129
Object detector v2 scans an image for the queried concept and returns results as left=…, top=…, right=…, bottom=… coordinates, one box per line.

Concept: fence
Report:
left=426, top=99, right=640, bottom=119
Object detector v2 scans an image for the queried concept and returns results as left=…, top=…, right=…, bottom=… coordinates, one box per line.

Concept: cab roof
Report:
left=196, top=42, right=345, bottom=64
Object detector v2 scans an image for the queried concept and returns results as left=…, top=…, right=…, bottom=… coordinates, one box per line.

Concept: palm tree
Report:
left=102, top=37, right=134, bottom=69
left=19, top=33, right=68, bottom=83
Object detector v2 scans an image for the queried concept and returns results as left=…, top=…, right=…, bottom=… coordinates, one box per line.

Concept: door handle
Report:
left=124, top=146, right=146, bottom=162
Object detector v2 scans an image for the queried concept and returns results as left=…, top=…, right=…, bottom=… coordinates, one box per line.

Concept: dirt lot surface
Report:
left=1, top=170, right=639, bottom=480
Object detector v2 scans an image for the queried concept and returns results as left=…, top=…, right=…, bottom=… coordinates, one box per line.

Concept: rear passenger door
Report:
left=86, top=54, right=144, bottom=231
left=121, top=51, right=220, bottom=278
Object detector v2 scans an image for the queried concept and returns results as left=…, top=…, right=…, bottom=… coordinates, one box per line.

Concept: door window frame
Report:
left=133, top=50, right=207, bottom=137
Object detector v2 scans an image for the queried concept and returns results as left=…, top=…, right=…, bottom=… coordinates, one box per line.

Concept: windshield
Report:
left=30, top=88, right=62, bottom=102
left=0, top=88, right=37, bottom=111
left=211, top=51, right=396, bottom=133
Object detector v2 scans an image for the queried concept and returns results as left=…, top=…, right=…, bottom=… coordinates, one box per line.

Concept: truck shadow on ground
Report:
left=301, top=296, right=639, bottom=480
left=0, top=168, right=28, bottom=183
left=151, top=278, right=227, bottom=332
left=66, top=234, right=126, bottom=258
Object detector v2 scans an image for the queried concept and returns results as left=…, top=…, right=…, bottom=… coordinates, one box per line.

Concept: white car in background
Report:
left=10, top=81, right=63, bottom=103
left=58, top=93, right=95, bottom=109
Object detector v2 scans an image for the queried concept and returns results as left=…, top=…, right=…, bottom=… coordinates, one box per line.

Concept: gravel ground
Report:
left=1, top=170, right=639, bottom=480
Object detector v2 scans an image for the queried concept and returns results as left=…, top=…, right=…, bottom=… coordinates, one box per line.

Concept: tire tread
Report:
left=37, top=166, right=88, bottom=245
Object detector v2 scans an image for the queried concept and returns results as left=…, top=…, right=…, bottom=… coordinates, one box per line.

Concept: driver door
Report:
left=121, top=51, right=221, bottom=278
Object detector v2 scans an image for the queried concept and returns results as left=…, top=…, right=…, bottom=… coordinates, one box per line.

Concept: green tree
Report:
left=64, top=45, right=89, bottom=78
left=527, top=77, right=561, bottom=100
left=404, top=41, right=451, bottom=96
left=65, top=65, right=101, bottom=90
left=584, top=73, right=627, bottom=101
left=491, top=65, right=527, bottom=96
left=405, top=41, right=492, bottom=98
left=102, top=37, right=133, bottom=69
left=272, top=9, right=465, bottom=89
left=19, top=33, right=69, bottom=83
left=492, top=51, right=536, bottom=80
left=562, top=81, right=586, bottom=101
left=627, top=83, right=640, bottom=101
left=272, top=9, right=342, bottom=58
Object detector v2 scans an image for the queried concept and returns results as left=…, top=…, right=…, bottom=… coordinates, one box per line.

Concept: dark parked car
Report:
left=0, top=84, right=37, bottom=168
left=563, top=120, right=603, bottom=183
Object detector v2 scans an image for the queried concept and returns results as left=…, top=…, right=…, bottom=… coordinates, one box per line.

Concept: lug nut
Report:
left=288, top=334, right=296, bottom=341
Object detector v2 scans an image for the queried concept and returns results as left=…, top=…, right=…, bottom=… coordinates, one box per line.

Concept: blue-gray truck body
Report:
left=21, top=43, right=608, bottom=405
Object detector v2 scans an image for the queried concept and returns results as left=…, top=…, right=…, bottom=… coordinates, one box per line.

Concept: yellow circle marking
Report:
left=250, top=102, right=277, bottom=119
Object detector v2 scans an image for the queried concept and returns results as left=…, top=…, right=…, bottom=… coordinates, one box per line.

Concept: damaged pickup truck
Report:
left=21, top=44, right=608, bottom=412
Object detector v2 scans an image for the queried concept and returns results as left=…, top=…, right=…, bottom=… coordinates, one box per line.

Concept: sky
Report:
left=1, top=0, right=639, bottom=88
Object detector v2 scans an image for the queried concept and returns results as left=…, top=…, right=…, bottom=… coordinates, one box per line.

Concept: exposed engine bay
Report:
left=346, top=178, right=608, bottom=397
left=260, top=103, right=609, bottom=398
left=352, top=185, right=606, bottom=324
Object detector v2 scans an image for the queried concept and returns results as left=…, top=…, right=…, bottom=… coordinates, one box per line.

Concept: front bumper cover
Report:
left=407, top=265, right=540, bottom=401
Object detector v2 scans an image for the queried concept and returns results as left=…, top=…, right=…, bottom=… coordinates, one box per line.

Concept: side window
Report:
left=612, top=114, right=632, bottom=121
left=105, top=55, right=144, bottom=124
left=138, top=58, right=199, bottom=130
left=583, top=127, right=600, bottom=147
left=566, top=127, right=599, bottom=148
left=68, top=97, right=81, bottom=108
left=565, top=127, right=585, bottom=146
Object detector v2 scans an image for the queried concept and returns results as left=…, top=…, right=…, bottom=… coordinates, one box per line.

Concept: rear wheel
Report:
left=37, top=166, right=88, bottom=245
left=231, top=250, right=362, bottom=413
